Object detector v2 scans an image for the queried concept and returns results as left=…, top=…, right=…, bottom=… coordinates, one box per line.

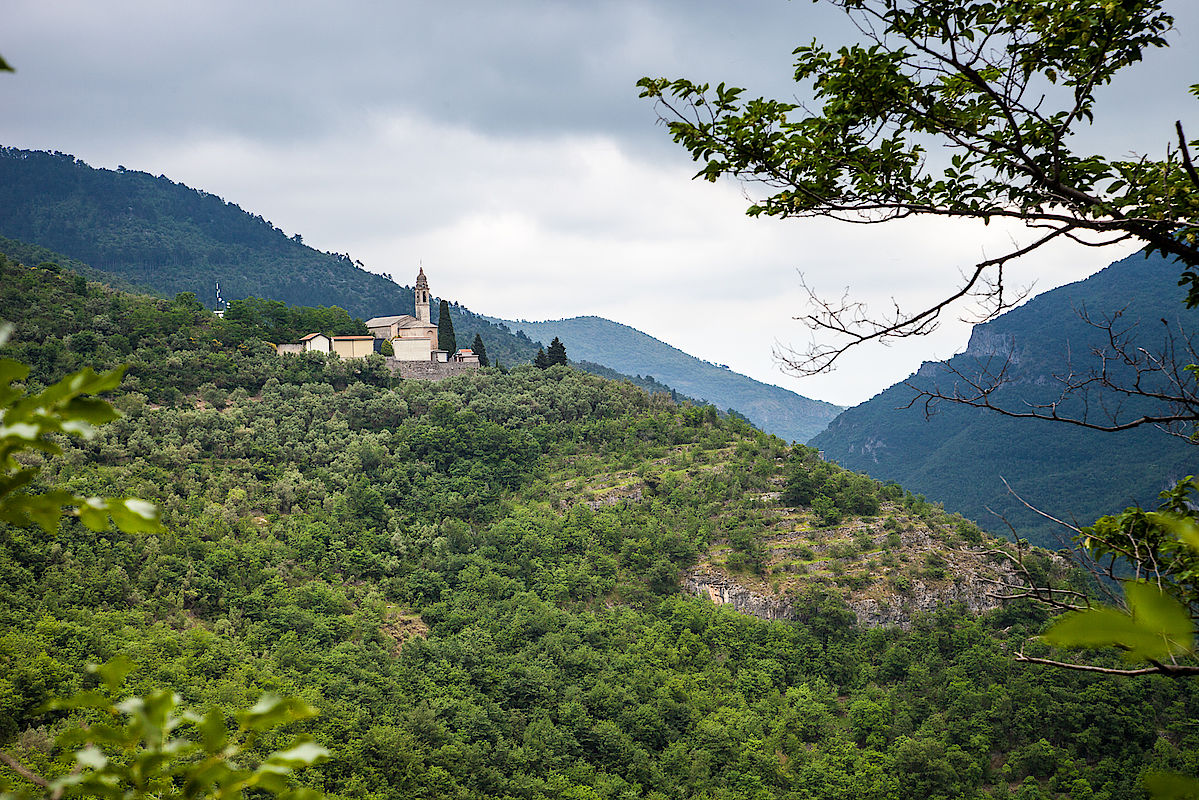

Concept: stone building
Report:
left=365, top=268, right=440, bottom=361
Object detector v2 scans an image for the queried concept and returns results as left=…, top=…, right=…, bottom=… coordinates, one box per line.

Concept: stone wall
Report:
left=386, top=358, right=479, bottom=381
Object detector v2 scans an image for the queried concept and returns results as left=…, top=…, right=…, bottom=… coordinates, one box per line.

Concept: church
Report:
left=365, top=267, right=441, bottom=360
left=276, top=267, right=479, bottom=368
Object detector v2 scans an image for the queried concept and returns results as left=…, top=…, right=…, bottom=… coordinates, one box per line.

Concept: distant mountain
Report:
left=0, top=147, right=543, bottom=368
left=810, top=251, right=1199, bottom=547
left=489, top=315, right=842, bottom=442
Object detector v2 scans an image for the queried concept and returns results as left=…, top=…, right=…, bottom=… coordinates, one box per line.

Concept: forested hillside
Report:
left=0, top=148, right=543, bottom=369
left=492, top=315, right=841, bottom=442
left=812, top=251, right=1199, bottom=548
left=3, top=254, right=1198, bottom=799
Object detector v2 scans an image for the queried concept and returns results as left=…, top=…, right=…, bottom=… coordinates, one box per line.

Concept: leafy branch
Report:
left=0, top=657, right=328, bottom=800
left=0, top=323, right=162, bottom=535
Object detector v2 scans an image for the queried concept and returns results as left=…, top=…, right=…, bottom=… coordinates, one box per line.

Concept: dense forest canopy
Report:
left=2, top=256, right=1198, bottom=799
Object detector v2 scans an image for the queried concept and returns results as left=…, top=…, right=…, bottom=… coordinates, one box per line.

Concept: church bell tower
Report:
left=415, top=267, right=431, bottom=323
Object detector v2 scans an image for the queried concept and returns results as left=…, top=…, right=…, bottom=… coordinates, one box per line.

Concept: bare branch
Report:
left=900, top=307, right=1199, bottom=435
left=780, top=225, right=1071, bottom=375
left=1014, top=652, right=1199, bottom=677
left=1177, top=121, right=1199, bottom=192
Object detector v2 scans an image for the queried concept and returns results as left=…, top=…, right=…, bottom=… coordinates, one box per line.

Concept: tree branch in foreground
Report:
left=1014, top=652, right=1199, bottom=678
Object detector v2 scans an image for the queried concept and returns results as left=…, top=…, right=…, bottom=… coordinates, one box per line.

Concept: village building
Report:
left=275, top=332, right=378, bottom=358
left=274, top=267, right=480, bottom=379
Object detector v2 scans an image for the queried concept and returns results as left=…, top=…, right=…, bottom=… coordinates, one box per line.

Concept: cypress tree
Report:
left=471, top=333, right=489, bottom=367
left=534, top=348, right=549, bottom=369
left=437, top=299, right=456, bottom=353
left=547, top=336, right=567, bottom=367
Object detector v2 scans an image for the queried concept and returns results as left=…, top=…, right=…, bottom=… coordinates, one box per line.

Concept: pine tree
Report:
left=533, top=348, right=549, bottom=369
left=547, top=336, right=567, bottom=367
left=437, top=299, right=456, bottom=353
left=471, top=333, right=489, bottom=367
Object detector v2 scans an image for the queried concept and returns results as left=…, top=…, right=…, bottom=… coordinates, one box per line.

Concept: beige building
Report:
left=274, top=267, right=478, bottom=378
left=275, top=332, right=334, bottom=355
left=276, top=331, right=378, bottom=359
left=331, top=336, right=377, bottom=359
left=453, top=349, right=480, bottom=364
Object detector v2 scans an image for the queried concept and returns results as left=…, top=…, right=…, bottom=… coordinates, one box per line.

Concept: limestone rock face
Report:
left=683, top=572, right=795, bottom=621
left=683, top=551, right=1018, bottom=629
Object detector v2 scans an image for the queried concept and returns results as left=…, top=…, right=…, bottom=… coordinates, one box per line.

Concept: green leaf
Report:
left=263, top=741, right=330, bottom=769
left=238, top=695, right=317, bottom=731
left=107, top=497, right=164, bottom=533
left=90, top=654, right=136, bottom=693
left=1041, top=583, right=1195, bottom=662
left=63, top=397, right=120, bottom=425
left=1153, top=512, right=1199, bottom=553
left=0, top=357, right=29, bottom=385
left=280, top=789, right=324, bottom=800
left=75, top=745, right=108, bottom=771
left=1125, top=581, right=1194, bottom=656
left=197, top=708, right=229, bottom=754
left=39, top=690, right=114, bottom=713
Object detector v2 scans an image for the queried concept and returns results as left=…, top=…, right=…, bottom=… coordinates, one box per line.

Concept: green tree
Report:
left=640, top=13, right=1199, bottom=777
left=437, top=300, right=456, bottom=353
left=534, top=348, right=549, bottom=369
left=547, top=337, right=568, bottom=367
left=639, top=0, right=1197, bottom=375
left=471, top=333, right=489, bottom=367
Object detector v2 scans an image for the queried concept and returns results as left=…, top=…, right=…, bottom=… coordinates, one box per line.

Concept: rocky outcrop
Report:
left=847, top=575, right=1006, bottom=628
left=684, top=554, right=1017, bottom=629
left=683, top=572, right=796, bottom=621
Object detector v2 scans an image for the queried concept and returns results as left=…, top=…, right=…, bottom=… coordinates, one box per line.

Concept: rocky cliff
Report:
left=685, top=545, right=1019, bottom=629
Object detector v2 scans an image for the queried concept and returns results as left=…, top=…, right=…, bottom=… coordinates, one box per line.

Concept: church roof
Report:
left=365, top=314, right=414, bottom=327
left=396, top=318, right=437, bottom=330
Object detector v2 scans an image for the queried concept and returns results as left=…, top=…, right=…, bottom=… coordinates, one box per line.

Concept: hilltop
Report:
left=0, top=148, right=736, bottom=406
left=491, top=315, right=842, bottom=442
left=0, top=147, right=543, bottom=368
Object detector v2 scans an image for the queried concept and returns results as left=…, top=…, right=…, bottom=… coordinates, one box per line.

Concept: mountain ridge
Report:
left=488, top=314, right=842, bottom=443
left=811, top=250, right=1199, bottom=547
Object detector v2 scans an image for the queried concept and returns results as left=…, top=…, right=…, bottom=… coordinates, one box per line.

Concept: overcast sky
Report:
left=3, top=1, right=1196, bottom=406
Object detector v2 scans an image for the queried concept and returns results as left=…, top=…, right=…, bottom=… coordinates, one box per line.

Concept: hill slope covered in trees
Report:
left=0, top=147, right=548, bottom=369
left=811, top=251, right=1199, bottom=548
left=3, top=253, right=1198, bottom=799
left=491, top=315, right=842, bottom=443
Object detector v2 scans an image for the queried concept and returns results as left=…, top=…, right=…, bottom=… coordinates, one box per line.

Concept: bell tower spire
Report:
left=415, top=266, right=431, bottom=323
